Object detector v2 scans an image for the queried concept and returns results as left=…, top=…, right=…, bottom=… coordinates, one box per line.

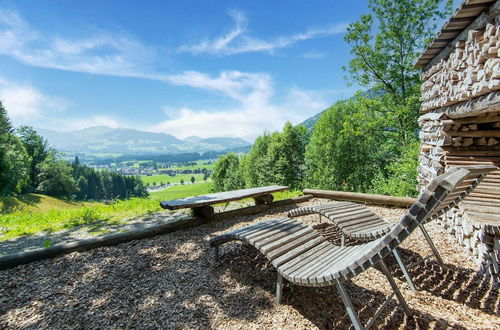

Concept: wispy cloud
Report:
left=0, top=10, right=157, bottom=79
left=0, top=78, right=67, bottom=123
left=165, top=70, right=272, bottom=102
left=0, top=77, right=124, bottom=131
left=179, top=10, right=348, bottom=56
left=152, top=70, right=330, bottom=138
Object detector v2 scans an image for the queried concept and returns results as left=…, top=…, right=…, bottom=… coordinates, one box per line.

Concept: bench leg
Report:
left=192, top=205, right=215, bottom=218
left=214, top=245, right=219, bottom=261
left=419, top=224, right=446, bottom=270
left=276, top=273, right=284, bottom=304
left=254, top=194, right=274, bottom=205
left=393, top=249, right=416, bottom=291
left=380, top=260, right=412, bottom=317
left=335, top=279, right=364, bottom=330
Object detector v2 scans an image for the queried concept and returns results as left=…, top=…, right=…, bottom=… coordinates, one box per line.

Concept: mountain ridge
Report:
left=37, top=126, right=250, bottom=155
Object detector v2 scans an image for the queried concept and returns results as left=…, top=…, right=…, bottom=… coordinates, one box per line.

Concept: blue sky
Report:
left=0, top=0, right=459, bottom=138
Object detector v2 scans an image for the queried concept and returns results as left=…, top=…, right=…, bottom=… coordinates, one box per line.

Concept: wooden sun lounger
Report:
left=210, top=165, right=497, bottom=329
left=160, top=185, right=289, bottom=217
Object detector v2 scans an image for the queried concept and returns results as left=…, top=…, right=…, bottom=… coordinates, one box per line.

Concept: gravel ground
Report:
left=1, top=198, right=499, bottom=329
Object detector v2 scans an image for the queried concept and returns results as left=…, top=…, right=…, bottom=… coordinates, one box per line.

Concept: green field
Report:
left=149, top=182, right=211, bottom=200
left=141, top=173, right=205, bottom=184
left=168, top=160, right=215, bottom=171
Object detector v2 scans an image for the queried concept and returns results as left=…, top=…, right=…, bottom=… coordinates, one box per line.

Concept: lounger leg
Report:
left=419, top=224, right=446, bottom=270
left=392, top=249, right=416, bottom=292
left=276, top=273, right=284, bottom=304
left=334, top=279, right=364, bottom=330
left=214, top=245, right=219, bottom=261
left=379, top=260, right=412, bottom=317
left=319, top=214, right=322, bottom=223
left=341, top=233, right=346, bottom=247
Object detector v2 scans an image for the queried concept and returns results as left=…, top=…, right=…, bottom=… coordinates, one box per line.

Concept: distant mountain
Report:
left=298, top=89, right=381, bottom=130
left=299, top=111, right=325, bottom=130
left=196, top=137, right=249, bottom=149
left=37, top=126, right=251, bottom=155
left=184, top=136, right=204, bottom=143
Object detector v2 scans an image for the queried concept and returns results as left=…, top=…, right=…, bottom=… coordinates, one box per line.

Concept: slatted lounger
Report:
left=210, top=166, right=497, bottom=330
left=286, top=164, right=489, bottom=290
left=287, top=200, right=453, bottom=291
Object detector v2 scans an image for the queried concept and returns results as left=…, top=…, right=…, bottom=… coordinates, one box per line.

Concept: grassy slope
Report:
left=0, top=186, right=301, bottom=241
left=0, top=194, right=160, bottom=241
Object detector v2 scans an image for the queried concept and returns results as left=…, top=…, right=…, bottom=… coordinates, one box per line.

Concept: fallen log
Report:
left=303, top=189, right=416, bottom=207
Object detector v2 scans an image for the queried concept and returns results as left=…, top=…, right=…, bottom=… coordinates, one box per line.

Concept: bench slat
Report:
left=160, top=185, right=289, bottom=210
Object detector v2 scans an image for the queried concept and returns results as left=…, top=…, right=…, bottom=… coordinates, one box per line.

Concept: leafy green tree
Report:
left=241, top=132, right=274, bottom=187
left=0, top=136, right=30, bottom=196
left=17, top=126, right=53, bottom=192
left=180, top=179, right=184, bottom=185
left=267, top=122, right=307, bottom=189
left=0, top=101, right=12, bottom=137
left=190, top=176, right=195, bottom=184
left=344, top=0, right=452, bottom=143
left=36, top=157, right=76, bottom=198
left=370, top=140, right=420, bottom=197
left=305, top=100, right=383, bottom=192
left=0, top=102, right=30, bottom=196
left=203, top=173, right=209, bottom=182
left=211, top=153, right=245, bottom=192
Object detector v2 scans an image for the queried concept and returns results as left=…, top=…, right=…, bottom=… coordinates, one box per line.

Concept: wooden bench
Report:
left=160, top=185, right=289, bottom=218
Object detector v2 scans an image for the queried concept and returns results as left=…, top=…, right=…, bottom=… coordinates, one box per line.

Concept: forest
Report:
left=210, top=0, right=452, bottom=198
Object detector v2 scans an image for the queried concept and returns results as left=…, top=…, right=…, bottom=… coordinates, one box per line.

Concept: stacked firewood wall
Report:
left=419, top=111, right=500, bottom=276
left=419, top=20, right=500, bottom=278
left=420, top=22, right=500, bottom=112
left=440, top=209, right=500, bottom=276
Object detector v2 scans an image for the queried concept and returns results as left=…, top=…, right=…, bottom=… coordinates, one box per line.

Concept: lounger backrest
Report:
left=344, top=165, right=497, bottom=279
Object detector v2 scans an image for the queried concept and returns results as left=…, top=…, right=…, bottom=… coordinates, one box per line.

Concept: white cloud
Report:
left=0, top=79, right=67, bottom=123
left=0, top=10, right=157, bottom=79
left=151, top=70, right=330, bottom=138
left=0, top=77, right=123, bottom=132
left=179, top=10, right=348, bottom=56
left=165, top=70, right=272, bottom=102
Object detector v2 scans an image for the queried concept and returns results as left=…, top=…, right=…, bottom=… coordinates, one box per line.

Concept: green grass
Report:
left=0, top=187, right=302, bottom=241
left=0, top=195, right=161, bottom=241
left=141, top=173, right=205, bottom=185
left=149, top=182, right=211, bottom=200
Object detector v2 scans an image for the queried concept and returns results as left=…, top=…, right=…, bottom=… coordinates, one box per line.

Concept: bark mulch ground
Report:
left=1, top=199, right=499, bottom=329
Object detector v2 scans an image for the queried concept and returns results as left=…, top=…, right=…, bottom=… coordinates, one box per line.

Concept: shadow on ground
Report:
left=0, top=205, right=498, bottom=329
